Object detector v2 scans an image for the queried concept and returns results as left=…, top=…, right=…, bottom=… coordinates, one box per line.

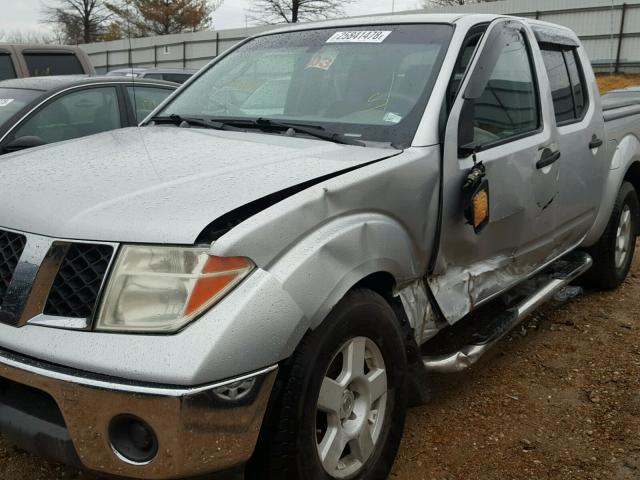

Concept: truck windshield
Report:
left=0, top=88, right=41, bottom=130
left=159, top=24, right=453, bottom=147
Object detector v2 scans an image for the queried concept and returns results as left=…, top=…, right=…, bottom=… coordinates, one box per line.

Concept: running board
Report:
left=422, top=252, right=593, bottom=374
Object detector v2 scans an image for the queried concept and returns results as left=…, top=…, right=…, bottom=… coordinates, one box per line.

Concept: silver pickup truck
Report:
left=0, top=13, right=638, bottom=480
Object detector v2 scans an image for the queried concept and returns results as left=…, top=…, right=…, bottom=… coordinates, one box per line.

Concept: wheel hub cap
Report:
left=315, top=337, right=388, bottom=479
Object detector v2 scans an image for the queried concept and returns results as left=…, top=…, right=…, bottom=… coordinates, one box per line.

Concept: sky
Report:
left=1, top=0, right=424, bottom=35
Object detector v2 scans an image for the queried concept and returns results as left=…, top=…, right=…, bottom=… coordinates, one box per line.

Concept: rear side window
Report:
left=540, top=45, right=588, bottom=124
left=162, top=73, right=191, bottom=84
left=24, top=53, right=84, bottom=76
left=540, top=50, right=574, bottom=123
left=0, top=54, right=16, bottom=81
left=126, top=86, right=173, bottom=122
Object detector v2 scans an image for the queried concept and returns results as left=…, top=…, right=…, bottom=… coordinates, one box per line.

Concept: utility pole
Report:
left=392, top=0, right=396, bottom=13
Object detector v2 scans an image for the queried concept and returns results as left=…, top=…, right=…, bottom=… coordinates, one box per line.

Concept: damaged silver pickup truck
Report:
left=0, top=13, right=638, bottom=480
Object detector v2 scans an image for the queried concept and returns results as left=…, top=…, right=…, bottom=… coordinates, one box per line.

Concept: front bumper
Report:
left=0, top=348, right=276, bottom=479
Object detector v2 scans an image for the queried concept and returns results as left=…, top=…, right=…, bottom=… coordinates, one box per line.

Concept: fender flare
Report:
left=583, top=134, right=640, bottom=246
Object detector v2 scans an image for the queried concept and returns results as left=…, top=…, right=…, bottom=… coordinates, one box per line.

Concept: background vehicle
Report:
left=0, top=76, right=177, bottom=154
left=106, top=67, right=198, bottom=84
left=0, top=44, right=94, bottom=81
left=0, top=14, right=638, bottom=480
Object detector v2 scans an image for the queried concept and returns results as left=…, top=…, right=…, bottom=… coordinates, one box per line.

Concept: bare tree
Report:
left=0, top=30, right=61, bottom=45
left=42, top=0, right=113, bottom=44
left=422, top=0, right=498, bottom=7
left=248, top=0, right=353, bottom=24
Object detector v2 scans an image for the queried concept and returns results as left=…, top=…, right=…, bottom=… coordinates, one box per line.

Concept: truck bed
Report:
left=602, top=88, right=640, bottom=121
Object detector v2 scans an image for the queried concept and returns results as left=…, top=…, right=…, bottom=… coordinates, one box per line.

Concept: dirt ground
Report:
left=0, top=75, right=638, bottom=479
left=0, top=246, right=636, bottom=480
left=597, top=74, right=640, bottom=94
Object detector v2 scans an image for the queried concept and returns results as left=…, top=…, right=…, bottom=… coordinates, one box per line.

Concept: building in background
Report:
left=80, top=0, right=640, bottom=74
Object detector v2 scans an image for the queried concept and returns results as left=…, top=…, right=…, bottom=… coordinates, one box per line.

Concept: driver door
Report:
left=428, top=19, right=562, bottom=323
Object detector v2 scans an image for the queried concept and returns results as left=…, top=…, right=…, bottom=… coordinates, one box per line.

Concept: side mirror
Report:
left=3, top=136, right=46, bottom=153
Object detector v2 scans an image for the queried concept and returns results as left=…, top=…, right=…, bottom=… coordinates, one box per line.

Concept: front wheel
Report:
left=247, top=289, right=408, bottom=480
left=582, top=181, right=639, bottom=290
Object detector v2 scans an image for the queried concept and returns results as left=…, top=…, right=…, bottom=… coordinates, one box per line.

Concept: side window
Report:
left=540, top=45, right=588, bottom=124
left=13, top=87, right=121, bottom=145
left=540, top=49, right=574, bottom=123
left=126, top=86, right=173, bottom=122
left=0, top=54, right=16, bottom=81
left=24, top=53, right=84, bottom=76
left=163, top=73, right=191, bottom=84
left=472, top=30, right=539, bottom=147
left=143, top=73, right=163, bottom=80
left=564, top=49, right=588, bottom=118
left=447, top=28, right=486, bottom=109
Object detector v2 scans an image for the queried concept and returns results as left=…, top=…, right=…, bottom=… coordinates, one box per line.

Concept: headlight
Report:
left=95, top=245, right=253, bottom=333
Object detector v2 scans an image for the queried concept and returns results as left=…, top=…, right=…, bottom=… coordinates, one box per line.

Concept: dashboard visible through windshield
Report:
left=158, top=24, right=453, bottom=147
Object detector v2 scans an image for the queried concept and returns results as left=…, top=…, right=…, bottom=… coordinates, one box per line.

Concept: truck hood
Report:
left=0, top=127, right=397, bottom=244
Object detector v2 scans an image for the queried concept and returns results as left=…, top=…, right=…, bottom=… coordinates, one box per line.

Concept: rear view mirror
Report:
left=4, top=136, right=46, bottom=153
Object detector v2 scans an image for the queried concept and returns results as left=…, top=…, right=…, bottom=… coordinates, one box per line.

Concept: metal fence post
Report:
left=105, top=50, right=109, bottom=72
left=183, top=41, right=187, bottom=68
left=615, top=3, right=628, bottom=74
left=154, top=45, right=157, bottom=67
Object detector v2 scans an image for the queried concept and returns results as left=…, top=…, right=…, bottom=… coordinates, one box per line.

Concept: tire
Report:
left=582, top=181, right=639, bottom=290
left=247, top=289, right=408, bottom=480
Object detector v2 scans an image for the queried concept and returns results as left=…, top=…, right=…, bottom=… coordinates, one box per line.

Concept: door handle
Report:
left=589, top=135, right=603, bottom=149
left=536, top=148, right=561, bottom=169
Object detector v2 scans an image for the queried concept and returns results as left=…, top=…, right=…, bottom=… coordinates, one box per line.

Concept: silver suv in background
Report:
left=106, top=67, right=198, bottom=84
left=0, top=44, right=95, bottom=80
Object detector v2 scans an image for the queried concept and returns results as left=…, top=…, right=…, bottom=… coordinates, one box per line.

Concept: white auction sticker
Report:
left=0, top=99, right=14, bottom=107
left=326, top=31, right=392, bottom=43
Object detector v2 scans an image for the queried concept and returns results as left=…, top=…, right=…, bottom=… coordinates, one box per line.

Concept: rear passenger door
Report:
left=539, top=42, right=607, bottom=249
left=430, top=19, right=562, bottom=323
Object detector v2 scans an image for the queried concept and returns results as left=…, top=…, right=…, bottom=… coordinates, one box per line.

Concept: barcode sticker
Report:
left=326, top=31, right=392, bottom=44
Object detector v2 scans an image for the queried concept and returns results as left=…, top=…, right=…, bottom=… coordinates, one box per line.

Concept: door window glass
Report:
left=540, top=46, right=588, bottom=123
left=0, top=55, right=16, bottom=81
left=13, top=87, right=121, bottom=144
left=126, top=86, right=173, bottom=122
left=541, top=49, right=574, bottom=123
left=162, top=73, right=191, bottom=84
left=24, top=53, right=84, bottom=76
left=564, top=49, right=587, bottom=118
left=471, top=30, right=539, bottom=147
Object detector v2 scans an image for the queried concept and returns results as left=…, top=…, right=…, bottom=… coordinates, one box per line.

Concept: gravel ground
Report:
left=0, top=243, right=638, bottom=480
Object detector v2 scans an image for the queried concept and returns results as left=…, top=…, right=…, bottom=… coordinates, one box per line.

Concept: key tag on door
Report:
left=463, top=152, right=490, bottom=234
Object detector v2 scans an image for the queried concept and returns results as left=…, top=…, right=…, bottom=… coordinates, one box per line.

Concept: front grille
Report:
left=0, top=230, right=27, bottom=309
left=44, top=243, right=114, bottom=318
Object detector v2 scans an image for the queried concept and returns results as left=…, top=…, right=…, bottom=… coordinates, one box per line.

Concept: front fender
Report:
left=266, top=212, right=421, bottom=329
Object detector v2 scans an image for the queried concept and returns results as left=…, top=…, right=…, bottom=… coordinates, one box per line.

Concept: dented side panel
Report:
left=211, top=147, right=441, bottom=329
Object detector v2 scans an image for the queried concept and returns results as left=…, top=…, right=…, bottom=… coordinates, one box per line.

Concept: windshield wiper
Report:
left=150, top=115, right=366, bottom=146
left=148, top=114, right=243, bottom=131
left=204, top=117, right=365, bottom=147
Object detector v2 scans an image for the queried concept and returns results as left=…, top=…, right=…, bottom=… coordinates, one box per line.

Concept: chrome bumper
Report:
left=0, top=348, right=276, bottom=479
